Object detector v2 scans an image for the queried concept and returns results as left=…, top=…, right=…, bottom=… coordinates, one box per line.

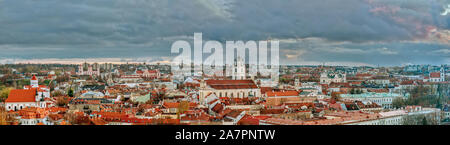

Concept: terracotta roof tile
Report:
left=267, top=90, right=299, bottom=97
left=5, top=89, right=37, bottom=103
left=205, top=80, right=258, bottom=89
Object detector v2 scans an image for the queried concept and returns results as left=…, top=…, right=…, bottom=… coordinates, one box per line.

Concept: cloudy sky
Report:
left=0, top=0, right=449, bottom=66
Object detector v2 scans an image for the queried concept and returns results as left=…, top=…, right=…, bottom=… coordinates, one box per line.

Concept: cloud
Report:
left=442, top=4, right=450, bottom=15
left=0, top=0, right=449, bottom=66
left=281, top=49, right=306, bottom=60
left=278, top=37, right=449, bottom=66
left=431, top=48, right=450, bottom=54
left=376, top=47, right=398, bottom=55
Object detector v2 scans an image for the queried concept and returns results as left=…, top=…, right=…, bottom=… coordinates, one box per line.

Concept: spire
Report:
left=31, top=74, right=37, bottom=80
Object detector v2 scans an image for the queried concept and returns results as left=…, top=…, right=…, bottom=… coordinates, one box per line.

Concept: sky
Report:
left=0, top=0, right=449, bottom=66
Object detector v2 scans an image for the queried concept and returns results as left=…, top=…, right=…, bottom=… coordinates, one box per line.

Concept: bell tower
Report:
left=30, top=74, right=38, bottom=88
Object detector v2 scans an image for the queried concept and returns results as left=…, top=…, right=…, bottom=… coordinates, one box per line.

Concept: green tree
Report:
left=350, top=88, right=355, bottom=94
left=392, top=97, right=405, bottom=108
left=68, top=89, right=74, bottom=97
left=356, top=89, right=362, bottom=94
left=422, top=117, right=428, bottom=125
left=0, top=87, right=13, bottom=102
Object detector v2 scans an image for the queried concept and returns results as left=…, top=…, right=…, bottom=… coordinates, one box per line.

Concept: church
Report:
left=198, top=79, right=261, bottom=105
left=76, top=63, right=100, bottom=76
left=4, top=75, right=51, bottom=111
left=319, top=71, right=346, bottom=85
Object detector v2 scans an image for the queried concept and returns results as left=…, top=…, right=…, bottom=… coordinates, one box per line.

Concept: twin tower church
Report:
left=4, top=75, right=52, bottom=111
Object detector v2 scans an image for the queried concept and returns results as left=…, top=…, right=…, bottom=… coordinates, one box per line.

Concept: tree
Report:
left=350, top=88, right=355, bottom=94
left=0, top=108, right=8, bottom=125
left=0, top=87, right=13, bottom=102
left=176, top=101, right=189, bottom=119
left=422, top=117, right=428, bottom=125
left=56, top=97, right=69, bottom=107
left=330, top=92, right=341, bottom=103
left=392, top=97, right=405, bottom=109
left=355, top=89, right=362, bottom=94
left=68, top=89, right=74, bottom=97
left=43, top=80, right=51, bottom=86
left=0, top=107, right=16, bottom=125
left=52, top=90, right=64, bottom=97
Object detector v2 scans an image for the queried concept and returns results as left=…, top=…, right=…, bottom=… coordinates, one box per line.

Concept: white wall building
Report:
left=199, top=79, right=261, bottom=105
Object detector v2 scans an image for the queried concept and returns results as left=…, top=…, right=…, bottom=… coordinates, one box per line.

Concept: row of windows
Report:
left=372, top=98, right=392, bottom=103
left=215, top=91, right=256, bottom=98
left=22, top=120, right=42, bottom=125
left=7, top=103, right=45, bottom=111
left=368, top=118, right=402, bottom=125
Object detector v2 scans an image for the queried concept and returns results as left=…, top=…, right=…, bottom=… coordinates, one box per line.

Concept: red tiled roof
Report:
left=238, top=115, right=259, bottom=125
left=260, top=87, right=273, bottom=94
left=136, top=70, right=159, bottom=74
left=5, top=89, right=37, bottom=103
left=91, top=118, right=108, bottom=125
left=163, top=102, right=179, bottom=108
left=260, top=108, right=285, bottom=114
left=205, top=80, right=258, bottom=89
left=355, top=73, right=372, bottom=77
left=211, top=103, right=224, bottom=113
left=430, top=72, right=441, bottom=78
left=225, top=110, right=244, bottom=118
left=253, top=116, right=272, bottom=120
left=401, top=80, right=419, bottom=85
left=31, top=75, right=37, bottom=80
left=266, top=90, right=299, bottom=97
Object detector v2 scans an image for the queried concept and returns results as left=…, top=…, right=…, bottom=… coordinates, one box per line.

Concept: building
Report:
left=24, top=75, right=50, bottom=98
left=136, top=69, right=160, bottom=79
left=77, top=63, right=100, bottom=76
left=347, top=106, right=441, bottom=125
left=199, top=80, right=261, bottom=105
left=320, top=71, right=346, bottom=85
left=4, top=89, right=50, bottom=111
left=443, top=104, right=449, bottom=121
left=16, top=107, right=49, bottom=125
left=5, top=75, right=51, bottom=111
left=265, top=90, right=301, bottom=106
left=231, top=57, right=246, bottom=80
left=340, top=92, right=405, bottom=109
left=429, top=67, right=445, bottom=82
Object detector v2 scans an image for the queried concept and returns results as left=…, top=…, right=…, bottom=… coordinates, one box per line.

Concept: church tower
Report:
left=295, top=78, right=300, bottom=87
left=30, top=75, right=38, bottom=88
left=232, top=56, right=246, bottom=80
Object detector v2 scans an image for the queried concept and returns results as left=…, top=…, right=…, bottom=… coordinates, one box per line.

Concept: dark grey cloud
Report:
left=280, top=38, right=450, bottom=66
left=0, top=0, right=448, bottom=65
